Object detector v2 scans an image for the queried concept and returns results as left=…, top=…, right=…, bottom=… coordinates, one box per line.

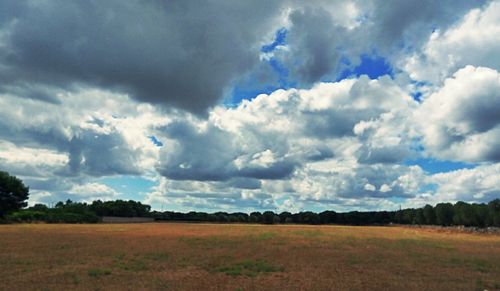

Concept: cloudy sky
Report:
left=1, top=0, right=499, bottom=212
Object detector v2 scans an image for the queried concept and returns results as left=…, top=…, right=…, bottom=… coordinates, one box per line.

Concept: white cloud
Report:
left=364, top=183, right=376, bottom=191
left=69, top=183, right=119, bottom=201
left=0, top=88, right=170, bottom=207
left=158, top=76, right=416, bottom=184
left=0, top=88, right=167, bottom=177
left=405, top=163, right=500, bottom=208
left=431, top=164, right=500, bottom=202
left=415, top=66, right=500, bottom=162
left=0, top=141, right=68, bottom=171
left=379, top=184, right=392, bottom=193
left=403, top=1, right=500, bottom=85
left=149, top=76, right=428, bottom=211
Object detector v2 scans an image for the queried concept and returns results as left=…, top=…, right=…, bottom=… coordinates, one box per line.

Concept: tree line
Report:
left=150, top=200, right=500, bottom=227
left=1, top=170, right=499, bottom=226
left=5, top=198, right=499, bottom=227
left=6, top=199, right=152, bottom=223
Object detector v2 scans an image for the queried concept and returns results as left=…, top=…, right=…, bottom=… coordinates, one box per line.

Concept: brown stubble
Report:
left=0, top=223, right=499, bottom=291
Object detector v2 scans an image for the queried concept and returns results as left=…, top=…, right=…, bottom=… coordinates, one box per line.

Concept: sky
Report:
left=0, top=0, right=499, bottom=213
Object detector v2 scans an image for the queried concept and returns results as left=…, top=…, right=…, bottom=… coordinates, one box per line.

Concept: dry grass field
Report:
left=1, top=223, right=499, bottom=290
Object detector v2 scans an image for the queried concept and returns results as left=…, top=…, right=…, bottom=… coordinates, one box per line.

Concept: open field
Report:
left=1, top=223, right=499, bottom=290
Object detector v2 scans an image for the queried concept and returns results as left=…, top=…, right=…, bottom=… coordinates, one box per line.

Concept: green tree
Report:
left=301, top=211, right=321, bottom=224
left=29, top=204, right=49, bottom=212
left=435, top=203, right=454, bottom=226
left=488, top=199, right=500, bottom=227
left=453, top=201, right=476, bottom=226
left=413, top=208, right=425, bottom=225
left=0, top=171, right=29, bottom=218
left=319, top=210, right=337, bottom=224
left=472, top=203, right=489, bottom=227
left=262, top=211, right=276, bottom=224
left=250, top=212, right=262, bottom=223
left=279, top=211, right=292, bottom=224
left=423, top=204, right=436, bottom=225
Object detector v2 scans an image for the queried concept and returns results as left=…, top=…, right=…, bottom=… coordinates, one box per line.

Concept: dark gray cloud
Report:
left=450, top=88, right=500, bottom=135
left=21, top=177, right=73, bottom=192
left=226, top=178, right=262, bottom=190
left=0, top=123, right=69, bottom=153
left=285, top=7, right=344, bottom=84
left=158, top=121, right=239, bottom=181
left=262, top=0, right=487, bottom=87
left=357, top=144, right=413, bottom=165
left=302, top=108, right=379, bottom=138
left=0, top=0, right=283, bottom=114
left=67, top=130, right=141, bottom=177
left=239, top=160, right=296, bottom=180
left=305, top=146, right=334, bottom=162
left=0, top=0, right=487, bottom=112
left=370, top=0, right=487, bottom=49
left=157, top=120, right=297, bottom=181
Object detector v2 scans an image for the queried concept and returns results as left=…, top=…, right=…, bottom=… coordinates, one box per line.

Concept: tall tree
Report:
left=435, top=203, right=454, bottom=226
left=423, top=204, right=436, bottom=225
left=0, top=171, right=30, bottom=218
left=262, top=211, right=276, bottom=224
left=488, top=199, right=500, bottom=227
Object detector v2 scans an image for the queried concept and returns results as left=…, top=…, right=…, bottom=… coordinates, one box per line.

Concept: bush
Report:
left=46, top=211, right=100, bottom=223
left=7, top=210, right=47, bottom=222
left=7, top=209, right=99, bottom=224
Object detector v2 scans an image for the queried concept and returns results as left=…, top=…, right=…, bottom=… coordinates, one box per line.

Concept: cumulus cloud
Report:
left=0, top=87, right=168, bottom=207
left=157, top=76, right=416, bottom=183
left=144, top=177, right=277, bottom=212
left=146, top=75, right=428, bottom=211
left=293, top=164, right=425, bottom=202
left=0, top=89, right=165, bottom=176
left=429, top=164, right=500, bottom=203
left=265, top=0, right=485, bottom=86
left=28, top=182, right=120, bottom=206
left=404, top=163, right=500, bottom=208
left=415, top=66, right=500, bottom=162
left=403, top=1, right=500, bottom=84
left=68, top=183, right=120, bottom=201
left=0, top=141, right=68, bottom=177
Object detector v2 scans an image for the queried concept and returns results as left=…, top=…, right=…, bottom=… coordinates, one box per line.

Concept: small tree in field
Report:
left=0, top=171, right=29, bottom=218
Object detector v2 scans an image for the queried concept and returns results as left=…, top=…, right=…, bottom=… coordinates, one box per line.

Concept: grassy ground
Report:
left=0, top=223, right=499, bottom=290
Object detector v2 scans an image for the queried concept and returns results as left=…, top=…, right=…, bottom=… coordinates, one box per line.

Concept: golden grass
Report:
left=1, top=223, right=499, bottom=290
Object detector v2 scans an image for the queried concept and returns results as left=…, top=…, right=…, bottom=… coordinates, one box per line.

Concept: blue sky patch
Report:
left=229, top=59, right=293, bottom=106
left=338, top=54, right=393, bottom=80
left=100, top=176, right=157, bottom=201
left=261, top=28, right=287, bottom=53
left=409, top=80, right=431, bottom=102
left=405, top=158, right=476, bottom=174
left=411, top=91, right=423, bottom=102
left=225, top=27, right=294, bottom=106
left=148, top=135, right=163, bottom=147
left=230, top=84, right=280, bottom=105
